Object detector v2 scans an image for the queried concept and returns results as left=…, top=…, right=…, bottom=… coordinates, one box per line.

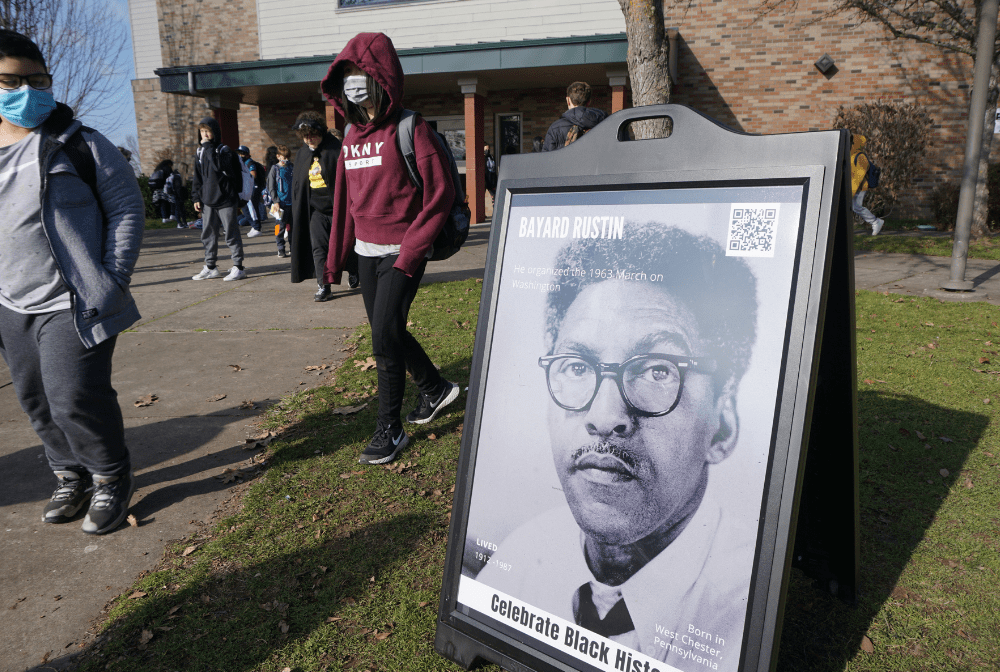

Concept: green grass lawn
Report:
left=854, top=231, right=1000, bottom=260
left=72, top=285, right=1000, bottom=672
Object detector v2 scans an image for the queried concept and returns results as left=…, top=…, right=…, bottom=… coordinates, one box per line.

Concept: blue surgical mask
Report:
left=343, top=75, right=369, bottom=105
left=0, top=85, right=56, bottom=129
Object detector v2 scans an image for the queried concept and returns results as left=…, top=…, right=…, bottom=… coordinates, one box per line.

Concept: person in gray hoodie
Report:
left=0, top=29, right=145, bottom=535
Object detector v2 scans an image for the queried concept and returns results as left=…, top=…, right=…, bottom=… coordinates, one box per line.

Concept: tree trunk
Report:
left=971, top=56, right=1000, bottom=238
left=619, top=0, right=671, bottom=139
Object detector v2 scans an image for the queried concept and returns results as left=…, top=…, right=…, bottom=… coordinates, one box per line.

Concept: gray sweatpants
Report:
left=201, top=203, right=243, bottom=268
left=0, top=306, right=130, bottom=476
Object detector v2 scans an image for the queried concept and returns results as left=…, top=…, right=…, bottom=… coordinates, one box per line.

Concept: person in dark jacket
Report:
left=0, top=29, right=145, bottom=535
left=542, top=81, right=608, bottom=151
left=150, top=159, right=173, bottom=222
left=266, top=144, right=293, bottom=258
left=191, top=116, right=246, bottom=281
left=289, top=110, right=357, bottom=299
left=321, top=32, right=460, bottom=465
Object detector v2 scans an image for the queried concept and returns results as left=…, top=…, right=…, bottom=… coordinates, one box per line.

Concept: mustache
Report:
left=570, top=441, right=637, bottom=470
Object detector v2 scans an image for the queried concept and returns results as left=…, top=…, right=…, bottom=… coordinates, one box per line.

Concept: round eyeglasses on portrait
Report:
left=0, top=73, right=53, bottom=91
left=537, top=353, right=717, bottom=417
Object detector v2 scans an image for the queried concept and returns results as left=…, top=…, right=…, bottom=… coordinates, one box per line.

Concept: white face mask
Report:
left=343, top=75, right=369, bottom=105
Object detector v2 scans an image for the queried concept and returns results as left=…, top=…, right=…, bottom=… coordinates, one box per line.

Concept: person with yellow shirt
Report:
left=288, top=111, right=358, bottom=301
left=850, top=134, right=883, bottom=236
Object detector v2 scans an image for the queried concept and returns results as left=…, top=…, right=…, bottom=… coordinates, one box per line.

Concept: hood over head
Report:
left=562, top=105, right=607, bottom=130
left=197, top=116, right=222, bottom=146
left=851, top=134, right=867, bottom=152
left=321, top=32, right=403, bottom=123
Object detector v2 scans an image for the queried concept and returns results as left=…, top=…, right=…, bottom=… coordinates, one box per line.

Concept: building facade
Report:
left=128, top=0, right=992, bottom=221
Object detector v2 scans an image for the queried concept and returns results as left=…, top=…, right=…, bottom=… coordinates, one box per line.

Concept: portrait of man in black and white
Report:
left=474, top=224, right=760, bottom=672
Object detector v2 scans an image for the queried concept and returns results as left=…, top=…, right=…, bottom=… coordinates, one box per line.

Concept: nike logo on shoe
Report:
left=391, top=430, right=405, bottom=446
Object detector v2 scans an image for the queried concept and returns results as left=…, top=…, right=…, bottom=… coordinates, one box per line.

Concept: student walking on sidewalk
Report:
left=191, top=117, right=247, bottom=281
left=850, top=134, right=883, bottom=236
left=0, top=29, right=145, bottom=534
left=322, top=32, right=459, bottom=465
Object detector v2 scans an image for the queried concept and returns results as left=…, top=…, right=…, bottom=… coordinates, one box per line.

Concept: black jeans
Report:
left=0, top=306, right=130, bottom=476
left=358, top=255, right=442, bottom=428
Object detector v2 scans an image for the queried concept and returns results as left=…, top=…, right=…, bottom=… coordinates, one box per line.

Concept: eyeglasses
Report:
left=537, top=353, right=716, bottom=417
left=0, top=73, right=52, bottom=91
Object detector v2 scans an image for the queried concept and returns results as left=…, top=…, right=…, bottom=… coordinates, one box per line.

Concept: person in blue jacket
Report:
left=0, top=29, right=145, bottom=534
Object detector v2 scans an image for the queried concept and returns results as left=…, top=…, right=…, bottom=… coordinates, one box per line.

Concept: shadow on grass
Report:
left=64, top=513, right=437, bottom=672
left=777, top=390, right=990, bottom=671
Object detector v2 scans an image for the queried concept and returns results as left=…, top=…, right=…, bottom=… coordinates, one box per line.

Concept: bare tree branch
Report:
left=0, top=0, right=128, bottom=127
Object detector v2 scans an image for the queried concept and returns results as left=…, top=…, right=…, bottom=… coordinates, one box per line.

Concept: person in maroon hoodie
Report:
left=322, top=32, right=459, bottom=465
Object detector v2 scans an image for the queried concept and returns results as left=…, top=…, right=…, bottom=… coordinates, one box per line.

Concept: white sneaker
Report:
left=192, top=265, right=221, bottom=280
left=247, top=228, right=262, bottom=238
left=223, top=266, right=247, bottom=281
left=872, top=218, right=884, bottom=236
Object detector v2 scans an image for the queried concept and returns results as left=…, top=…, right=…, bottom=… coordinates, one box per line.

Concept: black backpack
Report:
left=148, top=168, right=166, bottom=191
left=395, top=111, right=470, bottom=261
left=855, top=152, right=881, bottom=190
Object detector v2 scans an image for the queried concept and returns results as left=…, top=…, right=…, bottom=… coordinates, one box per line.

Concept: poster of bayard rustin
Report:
left=454, top=184, right=805, bottom=672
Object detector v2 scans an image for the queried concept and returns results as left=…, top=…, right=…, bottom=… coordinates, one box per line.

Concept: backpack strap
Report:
left=60, top=126, right=106, bottom=222
left=396, top=109, right=423, bottom=191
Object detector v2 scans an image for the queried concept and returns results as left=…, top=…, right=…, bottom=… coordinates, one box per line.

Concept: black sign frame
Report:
left=435, top=104, right=859, bottom=672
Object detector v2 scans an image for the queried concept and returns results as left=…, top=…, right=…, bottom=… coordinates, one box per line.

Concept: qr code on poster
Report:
left=726, top=204, right=779, bottom=257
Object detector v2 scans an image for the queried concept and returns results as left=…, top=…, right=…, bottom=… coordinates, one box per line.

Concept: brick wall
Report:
left=135, top=0, right=995, bottom=216
left=662, top=0, right=989, bottom=215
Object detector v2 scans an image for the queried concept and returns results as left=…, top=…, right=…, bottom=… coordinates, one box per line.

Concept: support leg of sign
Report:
left=791, top=160, right=861, bottom=604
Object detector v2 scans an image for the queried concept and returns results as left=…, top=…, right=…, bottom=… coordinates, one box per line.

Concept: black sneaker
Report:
left=314, top=285, right=333, bottom=302
left=348, top=273, right=360, bottom=289
left=359, top=423, right=409, bottom=465
left=277, top=249, right=287, bottom=258
left=406, top=380, right=460, bottom=425
left=42, top=471, right=92, bottom=523
left=81, top=472, right=136, bottom=535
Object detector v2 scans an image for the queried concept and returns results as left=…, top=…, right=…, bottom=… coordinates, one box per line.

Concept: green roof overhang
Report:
left=154, top=33, right=627, bottom=95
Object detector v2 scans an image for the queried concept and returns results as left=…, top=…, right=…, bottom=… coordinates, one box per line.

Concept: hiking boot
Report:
left=192, top=265, right=221, bottom=280
left=406, top=380, right=460, bottom=425
left=42, top=471, right=92, bottom=523
left=359, top=423, right=408, bottom=465
left=223, top=267, right=247, bottom=281
left=871, top=218, right=884, bottom=236
left=314, top=285, right=333, bottom=302
left=247, top=228, right=263, bottom=238
left=348, top=273, right=360, bottom=289
left=81, top=472, right=136, bottom=535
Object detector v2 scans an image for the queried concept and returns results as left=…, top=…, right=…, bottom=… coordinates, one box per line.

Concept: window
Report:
left=426, top=115, right=466, bottom=171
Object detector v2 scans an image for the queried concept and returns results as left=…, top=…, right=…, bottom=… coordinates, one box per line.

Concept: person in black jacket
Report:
left=191, top=116, right=247, bottom=281
left=289, top=111, right=357, bottom=300
left=542, top=82, right=608, bottom=152
left=149, top=159, right=173, bottom=222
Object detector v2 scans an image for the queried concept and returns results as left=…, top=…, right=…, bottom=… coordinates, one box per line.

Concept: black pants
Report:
left=309, top=209, right=332, bottom=283
left=358, top=255, right=442, bottom=428
left=0, top=306, right=130, bottom=476
left=171, top=199, right=187, bottom=226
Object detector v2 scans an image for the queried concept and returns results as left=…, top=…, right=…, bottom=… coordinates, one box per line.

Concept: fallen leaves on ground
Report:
left=239, top=399, right=255, bottom=410
left=861, top=635, right=875, bottom=653
left=244, top=432, right=274, bottom=449
left=229, top=364, right=243, bottom=372
left=339, top=470, right=364, bottom=479
left=305, top=364, right=329, bottom=371
left=127, top=515, right=138, bottom=528
left=139, top=630, right=153, bottom=646
left=134, top=394, right=158, bottom=408
left=181, top=545, right=197, bottom=557
left=354, top=356, right=377, bottom=371
left=206, top=394, right=227, bottom=402
left=331, top=402, right=367, bottom=416
left=128, top=591, right=146, bottom=600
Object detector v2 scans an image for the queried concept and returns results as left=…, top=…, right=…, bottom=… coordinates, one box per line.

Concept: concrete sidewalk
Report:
left=0, top=223, right=489, bottom=672
left=1, top=225, right=997, bottom=671
left=854, top=247, right=1000, bottom=304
